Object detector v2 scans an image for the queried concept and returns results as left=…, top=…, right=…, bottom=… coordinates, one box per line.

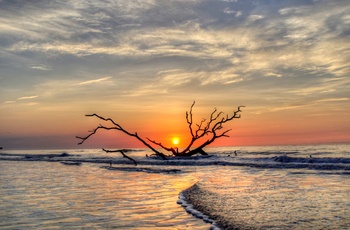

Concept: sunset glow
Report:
left=0, top=0, right=349, bottom=149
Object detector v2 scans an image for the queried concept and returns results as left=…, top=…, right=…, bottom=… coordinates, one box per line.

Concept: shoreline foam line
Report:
left=1, top=153, right=350, bottom=171
left=177, top=183, right=221, bottom=230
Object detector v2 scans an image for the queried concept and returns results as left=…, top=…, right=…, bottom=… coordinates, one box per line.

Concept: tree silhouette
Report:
left=76, top=101, right=244, bottom=165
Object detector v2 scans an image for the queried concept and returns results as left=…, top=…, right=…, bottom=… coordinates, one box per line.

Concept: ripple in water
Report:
left=0, top=161, right=209, bottom=229
left=183, top=167, right=350, bottom=229
left=1, top=145, right=350, bottom=229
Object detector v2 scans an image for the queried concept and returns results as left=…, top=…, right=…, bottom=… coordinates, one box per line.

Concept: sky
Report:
left=0, top=0, right=349, bottom=150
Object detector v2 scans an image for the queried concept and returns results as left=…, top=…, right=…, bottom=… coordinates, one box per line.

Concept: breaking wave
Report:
left=1, top=145, right=350, bottom=171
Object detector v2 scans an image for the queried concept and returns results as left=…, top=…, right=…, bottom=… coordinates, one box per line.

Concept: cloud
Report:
left=2, top=0, right=348, bottom=84
left=127, top=69, right=198, bottom=97
left=30, top=65, right=51, bottom=71
left=1, top=0, right=350, bottom=148
left=3, top=95, right=39, bottom=104
left=265, top=72, right=282, bottom=78
left=290, top=76, right=349, bottom=96
left=254, top=96, right=349, bottom=115
left=279, top=7, right=307, bottom=16
left=315, top=98, right=349, bottom=103
left=156, top=69, right=193, bottom=86
left=1, top=0, right=349, bottom=115
left=223, top=7, right=235, bottom=14
left=17, top=95, right=39, bottom=100
left=75, top=76, right=112, bottom=85
left=200, top=71, right=243, bottom=85
left=247, top=14, right=264, bottom=23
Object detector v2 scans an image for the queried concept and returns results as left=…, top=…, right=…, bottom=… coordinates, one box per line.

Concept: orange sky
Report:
left=0, top=0, right=349, bottom=149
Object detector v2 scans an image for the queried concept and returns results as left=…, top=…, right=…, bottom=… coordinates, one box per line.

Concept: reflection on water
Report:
left=0, top=161, right=209, bottom=229
left=1, top=145, right=350, bottom=229
left=189, top=167, right=350, bottom=229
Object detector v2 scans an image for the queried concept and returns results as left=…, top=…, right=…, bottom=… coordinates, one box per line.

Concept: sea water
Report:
left=0, top=145, right=349, bottom=229
left=0, top=161, right=208, bottom=229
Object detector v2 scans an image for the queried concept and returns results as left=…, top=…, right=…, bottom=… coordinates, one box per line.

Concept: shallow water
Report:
left=0, top=161, right=209, bottom=229
left=1, top=145, right=349, bottom=229
left=188, top=166, right=350, bottom=229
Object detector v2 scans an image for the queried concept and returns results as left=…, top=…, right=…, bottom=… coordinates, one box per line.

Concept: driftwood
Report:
left=102, top=148, right=138, bottom=166
left=76, top=101, right=244, bottom=164
left=147, top=101, right=244, bottom=156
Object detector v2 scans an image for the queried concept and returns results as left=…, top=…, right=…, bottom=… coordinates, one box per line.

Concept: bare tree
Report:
left=76, top=101, right=244, bottom=164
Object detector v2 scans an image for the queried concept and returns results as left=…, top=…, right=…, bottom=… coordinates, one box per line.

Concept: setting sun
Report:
left=172, top=137, right=180, bottom=145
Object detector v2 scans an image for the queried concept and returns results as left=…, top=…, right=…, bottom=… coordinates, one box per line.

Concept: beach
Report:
left=0, top=145, right=349, bottom=229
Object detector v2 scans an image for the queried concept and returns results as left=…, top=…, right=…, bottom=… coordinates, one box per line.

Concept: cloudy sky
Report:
left=0, top=0, right=349, bottom=149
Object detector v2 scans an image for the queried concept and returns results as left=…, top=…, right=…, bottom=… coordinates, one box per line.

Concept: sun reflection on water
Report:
left=0, top=161, right=208, bottom=229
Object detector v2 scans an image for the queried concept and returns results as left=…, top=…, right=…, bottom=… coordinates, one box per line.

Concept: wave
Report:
left=177, top=184, right=222, bottom=230
left=179, top=183, right=254, bottom=230
left=272, top=155, right=350, bottom=164
left=1, top=152, right=350, bottom=171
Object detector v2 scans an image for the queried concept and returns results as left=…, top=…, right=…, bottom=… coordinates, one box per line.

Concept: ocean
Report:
left=0, top=144, right=349, bottom=229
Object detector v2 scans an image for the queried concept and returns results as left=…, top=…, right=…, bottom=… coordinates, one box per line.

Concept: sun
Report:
left=172, top=137, right=180, bottom=145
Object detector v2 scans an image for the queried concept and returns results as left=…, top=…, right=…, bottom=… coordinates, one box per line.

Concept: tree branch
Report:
left=186, top=101, right=196, bottom=138
left=146, top=138, right=177, bottom=155
left=179, top=104, right=244, bottom=156
left=76, top=114, right=167, bottom=160
left=102, top=148, right=138, bottom=166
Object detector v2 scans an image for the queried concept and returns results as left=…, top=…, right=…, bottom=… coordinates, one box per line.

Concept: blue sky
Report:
left=0, top=0, right=349, bottom=149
